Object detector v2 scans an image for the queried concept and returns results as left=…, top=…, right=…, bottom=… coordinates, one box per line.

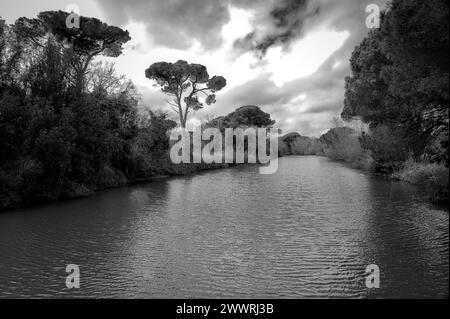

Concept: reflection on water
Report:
left=0, top=156, right=448, bottom=298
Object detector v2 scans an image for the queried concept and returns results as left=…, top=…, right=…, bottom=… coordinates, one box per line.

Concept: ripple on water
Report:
left=0, top=156, right=448, bottom=298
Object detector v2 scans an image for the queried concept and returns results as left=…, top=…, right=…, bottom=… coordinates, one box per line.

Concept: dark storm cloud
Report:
left=234, top=0, right=320, bottom=56
left=234, top=0, right=387, bottom=56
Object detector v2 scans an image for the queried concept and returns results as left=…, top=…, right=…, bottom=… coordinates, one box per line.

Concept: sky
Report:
left=0, top=0, right=388, bottom=137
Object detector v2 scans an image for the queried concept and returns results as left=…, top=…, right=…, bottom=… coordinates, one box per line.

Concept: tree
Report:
left=279, top=133, right=323, bottom=156
left=380, top=0, right=449, bottom=149
left=130, top=111, right=177, bottom=177
left=341, top=0, right=449, bottom=161
left=86, top=61, right=133, bottom=95
left=13, top=11, right=131, bottom=95
left=0, top=18, right=6, bottom=72
left=0, top=18, right=24, bottom=92
left=360, top=125, right=409, bottom=173
left=220, top=105, right=275, bottom=129
left=24, top=39, right=70, bottom=105
left=341, top=29, right=397, bottom=125
left=320, top=127, right=365, bottom=164
left=145, top=60, right=226, bottom=128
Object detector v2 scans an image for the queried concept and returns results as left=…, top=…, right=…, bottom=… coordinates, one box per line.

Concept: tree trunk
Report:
left=177, top=98, right=185, bottom=128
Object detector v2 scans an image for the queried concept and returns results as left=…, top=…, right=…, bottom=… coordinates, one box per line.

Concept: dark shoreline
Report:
left=2, top=156, right=448, bottom=213
left=0, top=162, right=233, bottom=213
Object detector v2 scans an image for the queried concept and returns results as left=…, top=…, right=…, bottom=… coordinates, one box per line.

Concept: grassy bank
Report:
left=394, top=158, right=449, bottom=203
left=320, top=127, right=449, bottom=204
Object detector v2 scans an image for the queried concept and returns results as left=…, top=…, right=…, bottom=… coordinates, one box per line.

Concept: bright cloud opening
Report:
left=265, top=29, right=350, bottom=87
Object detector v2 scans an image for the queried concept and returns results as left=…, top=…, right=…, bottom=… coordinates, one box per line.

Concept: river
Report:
left=0, top=156, right=448, bottom=298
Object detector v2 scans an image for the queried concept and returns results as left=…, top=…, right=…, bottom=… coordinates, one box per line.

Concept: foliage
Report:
left=360, top=125, right=409, bottom=173
left=398, top=157, right=449, bottom=203
left=0, top=12, right=172, bottom=210
left=341, top=0, right=449, bottom=163
left=279, top=133, right=323, bottom=156
left=130, top=111, right=177, bottom=177
left=320, top=127, right=370, bottom=168
left=145, top=60, right=226, bottom=127
left=13, top=10, right=131, bottom=95
left=219, top=105, right=275, bottom=129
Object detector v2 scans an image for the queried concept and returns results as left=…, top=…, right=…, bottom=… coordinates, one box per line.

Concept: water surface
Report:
left=0, top=156, right=448, bottom=298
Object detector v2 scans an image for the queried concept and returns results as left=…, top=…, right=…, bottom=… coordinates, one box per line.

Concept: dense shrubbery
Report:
left=319, top=127, right=372, bottom=170
left=336, top=0, right=449, bottom=202
left=0, top=12, right=178, bottom=209
left=397, top=158, right=449, bottom=203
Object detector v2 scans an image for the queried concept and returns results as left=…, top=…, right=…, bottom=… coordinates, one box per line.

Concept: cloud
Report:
left=234, top=0, right=388, bottom=57
left=94, top=0, right=389, bottom=136
left=234, top=0, right=320, bottom=56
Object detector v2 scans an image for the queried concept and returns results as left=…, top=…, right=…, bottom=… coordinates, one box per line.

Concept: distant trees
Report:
left=145, top=60, right=226, bottom=128
left=220, top=105, right=275, bottom=129
left=206, top=105, right=275, bottom=132
left=278, top=133, right=323, bottom=156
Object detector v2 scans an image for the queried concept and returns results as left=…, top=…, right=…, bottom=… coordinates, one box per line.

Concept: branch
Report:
left=30, top=37, right=45, bottom=48
left=164, top=99, right=180, bottom=113
left=195, top=87, right=211, bottom=93
left=164, top=98, right=178, bottom=107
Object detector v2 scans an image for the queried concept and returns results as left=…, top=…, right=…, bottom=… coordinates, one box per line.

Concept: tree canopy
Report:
left=0, top=12, right=175, bottom=210
left=145, top=60, right=226, bottom=127
left=13, top=10, right=131, bottom=95
left=221, top=105, right=275, bottom=129
left=342, top=0, right=449, bottom=160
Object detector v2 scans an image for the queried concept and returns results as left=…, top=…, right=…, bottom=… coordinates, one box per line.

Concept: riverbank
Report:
left=392, top=159, right=449, bottom=203
left=323, top=151, right=449, bottom=204
left=2, top=147, right=447, bottom=212
left=0, top=160, right=232, bottom=212
left=315, top=125, right=449, bottom=204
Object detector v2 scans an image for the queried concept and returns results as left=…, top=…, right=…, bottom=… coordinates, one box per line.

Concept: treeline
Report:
left=278, top=133, right=323, bottom=156
left=325, top=0, right=449, bottom=202
left=0, top=11, right=182, bottom=210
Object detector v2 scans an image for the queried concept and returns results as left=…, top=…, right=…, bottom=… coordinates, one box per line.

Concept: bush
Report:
left=361, top=125, right=409, bottom=173
left=398, top=158, right=449, bottom=203
left=320, top=127, right=371, bottom=168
